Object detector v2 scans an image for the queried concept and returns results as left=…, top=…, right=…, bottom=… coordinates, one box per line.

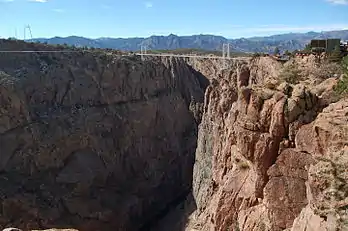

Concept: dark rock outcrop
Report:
left=0, top=40, right=206, bottom=231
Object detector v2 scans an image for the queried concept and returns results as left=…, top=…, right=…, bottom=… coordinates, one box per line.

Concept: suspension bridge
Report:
left=0, top=44, right=247, bottom=60
left=1, top=26, right=251, bottom=60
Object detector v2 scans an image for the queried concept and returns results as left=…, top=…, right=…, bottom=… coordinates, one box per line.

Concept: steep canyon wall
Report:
left=187, top=56, right=348, bottom=231
left=0, top=40, right=347, bottom=231
left=0, top=40, right=207, bottom=231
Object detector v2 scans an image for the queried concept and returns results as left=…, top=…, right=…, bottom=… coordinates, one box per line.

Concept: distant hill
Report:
left=27, top=30, right=348, bottom=53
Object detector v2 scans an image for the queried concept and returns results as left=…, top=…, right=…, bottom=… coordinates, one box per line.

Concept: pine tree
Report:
left=304, top=43, right=312, bottom=51
left=284, top=50, right=291, bottom=56
left=274, top=47, right=280, bottom=55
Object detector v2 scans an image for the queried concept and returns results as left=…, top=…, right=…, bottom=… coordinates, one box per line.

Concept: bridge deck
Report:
left=0, top=50, right=250, bottom=60
left=134, top=53, right=250, bottom=60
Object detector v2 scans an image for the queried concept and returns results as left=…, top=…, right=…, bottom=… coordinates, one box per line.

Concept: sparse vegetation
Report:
left=274, top=47, right=280, bottom=55
left=284, top=50, right=292, bottom=56
left=234, top=157, right=250, bottom=170
left=334, top=56, right=348, bottom=97
left=328, top=45, right=343, bottom=63
left=306, top=61, right=343, bottom=80
left=239, top=162, right=250, bottom=169
left=232, top=221, right=240, bottom=231
left=279, top=63, right=302, bottom=84
left=304, top=43, right=312, bottom=52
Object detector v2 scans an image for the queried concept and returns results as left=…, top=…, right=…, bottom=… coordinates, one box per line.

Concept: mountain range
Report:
left=27, top=30, right=348, bottom=53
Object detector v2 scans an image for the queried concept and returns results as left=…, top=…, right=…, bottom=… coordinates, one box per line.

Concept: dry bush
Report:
left=279, top=63, right=302, bottom=84
left=309, top=61, right=343, bottom=80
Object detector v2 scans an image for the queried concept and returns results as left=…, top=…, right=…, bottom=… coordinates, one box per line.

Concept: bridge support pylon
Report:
left=222, top=43, right=231, bottom=59
left=140, top=45, right=147, bottom=61
left=23, top=25, right=33, bottom=40
left=222, top=43, right=231, bottom=69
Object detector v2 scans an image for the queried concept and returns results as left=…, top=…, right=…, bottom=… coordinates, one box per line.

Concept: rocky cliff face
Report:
left=187, top=56, right=348, bottom=231
left=0, top=40, right=207, bottom=231
left=1, top=40, right=347, bottom=231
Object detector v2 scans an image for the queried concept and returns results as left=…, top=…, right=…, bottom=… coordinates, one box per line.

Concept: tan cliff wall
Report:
left=0, top=40, right=208, bottom=231
left=151, top=56, right=291, bottom=231
left=186, top=57, right=348, bottom=231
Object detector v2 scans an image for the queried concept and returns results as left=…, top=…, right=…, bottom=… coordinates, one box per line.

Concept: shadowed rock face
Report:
left=0, top=40, right=207, bottom=231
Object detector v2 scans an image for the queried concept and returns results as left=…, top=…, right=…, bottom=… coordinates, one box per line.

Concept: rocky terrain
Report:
left=185, top=56, right=348, bottom=230
left=0, top=39, right=347, bottom=231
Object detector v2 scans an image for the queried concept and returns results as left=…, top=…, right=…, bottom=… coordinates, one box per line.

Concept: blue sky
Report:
left=0, top=0, right=348, bottom=39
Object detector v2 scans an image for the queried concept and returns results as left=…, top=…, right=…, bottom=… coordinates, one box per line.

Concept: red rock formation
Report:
left=188, top=57, right=347, bottom=231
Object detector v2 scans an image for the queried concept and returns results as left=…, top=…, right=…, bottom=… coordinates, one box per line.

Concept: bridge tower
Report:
left=222, top=43, right=231, bottom=58
left=222, top=43, right=231, bottom=69
left=23, top=25, right=33, bottom=40
left=140, top=45, right=147, bottom=61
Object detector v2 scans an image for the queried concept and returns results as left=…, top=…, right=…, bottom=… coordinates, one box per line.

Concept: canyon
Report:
left=0, top=39, right=347, bottom=231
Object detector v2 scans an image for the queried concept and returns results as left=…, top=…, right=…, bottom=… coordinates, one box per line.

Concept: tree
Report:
left=304, top=43, right=312, bottom=52
left=284, top=50, right=291, bottom=56
left=274, top=47, right=280, bottom=55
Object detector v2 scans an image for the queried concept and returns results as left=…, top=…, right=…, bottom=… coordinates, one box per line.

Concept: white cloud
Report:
left=144, top=2, right=153, bottom=8
left=326, top=0, right=348, bottom=5
left=28, top=0, right=48, bottom=3
left=53, top=8, right=65, bottom=13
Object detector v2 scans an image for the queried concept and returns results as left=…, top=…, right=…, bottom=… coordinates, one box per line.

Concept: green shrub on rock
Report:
left=334, top=56, right=348, bottom=97
left=279, top=63, right=302, bottom=84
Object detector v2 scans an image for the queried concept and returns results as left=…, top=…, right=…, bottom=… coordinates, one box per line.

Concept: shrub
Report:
left=234, top=158, right=250, bottom=170
left=274, top=47, right=280, bottom=55
left=279, top=63, right=302, bottom=84
left=239, top=162, right=250, bottom=169
left=310, top=61, right=342, bottom=80
left=284, top=50, right=292, bottom=56
left=334, top=56, right=348, bottom=97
